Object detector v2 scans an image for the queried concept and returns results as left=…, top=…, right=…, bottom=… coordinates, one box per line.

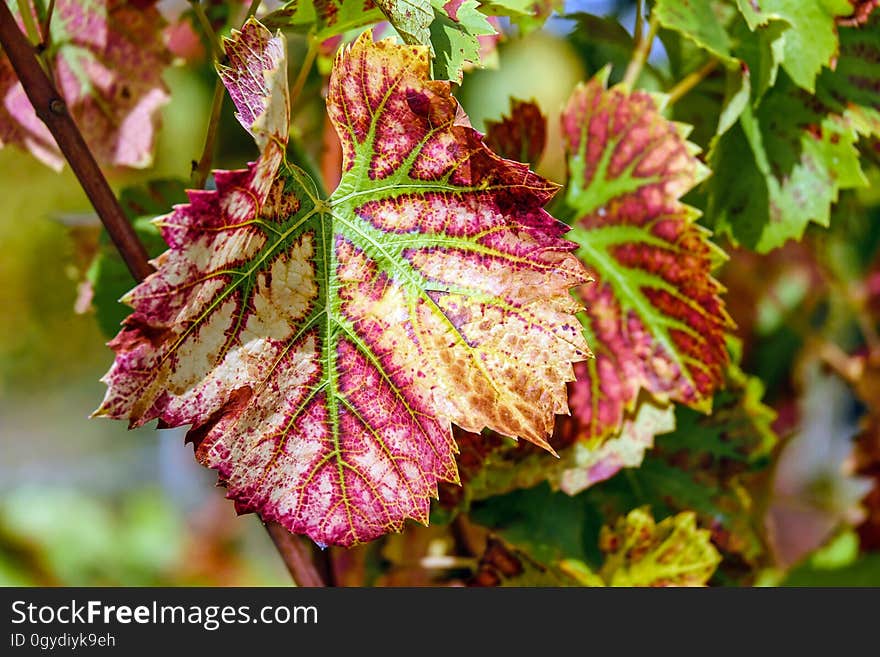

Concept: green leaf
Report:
left=709, top=80, right=867, bottom=253
left=262, top=0, right=385, bottom=39
left=374, top=0, right=433, bottom=45
left=429, top=0, right=495, bottom=82
left=470, top=484, right=597, bottom=564
left=597, top=507, right=721, bottom=586
left=655, top=0, right=737, bottom=65
left=734, top=0, right=854, bottom=92
left=731, top=16, right=787, bottom=103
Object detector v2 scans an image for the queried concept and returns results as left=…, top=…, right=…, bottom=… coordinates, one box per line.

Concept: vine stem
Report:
left=666, top=59, right=719, bottom=106
left=633, top=0, right=644, bottom=47
left=264, top=522, right=327, bottom=587
left=0, top=2, right=153, bottom=281
left=0, top=3, right=327, bottom=588
left=189, top=1, right=225, bottom=62
left=291, top=35, right=318, bottom=107
left=192, top=78, right=225, bottom=189
left=622, top=13, right=659, bottom=89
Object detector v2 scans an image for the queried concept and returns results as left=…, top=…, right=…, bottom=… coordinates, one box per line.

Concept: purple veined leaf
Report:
left=95, top=20, right=591, bottom=547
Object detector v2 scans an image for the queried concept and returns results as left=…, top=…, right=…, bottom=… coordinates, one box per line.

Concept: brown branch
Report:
left=264, top=521, right=327, bottom=587
left=0, top=3, right=153, bottom=282
left=0, top=4, right=328, bottom=587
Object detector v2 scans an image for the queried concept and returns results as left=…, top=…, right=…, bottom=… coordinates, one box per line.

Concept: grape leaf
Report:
left=597, top=507, right=721, bottom=586
left=654, top=0, right=737, bottom=66
left=95, top=21, right=590, bottom=547
left=469, top=505, right=720, bottom=587
left=561, top=69, right=732, bottom=446
left=469, top=483, right=597, bottom=564
left=817, top=12, right=880, bottom=138
left=734, top=0, right=853, bottom=92
left=264, top=0, right=495, bottom=82
left=428, top=0, right=496, bottom=82
left=439, top=401, right=675, bottom=508
left=483, top=98, right=547, bottom=166
left=730, top=15, right=786, bottom=103
left=655, top=1, right=790, bottom=140
left=262, top=0, right=385, bottom=39
left=0, top=0, right=170, bottom=170
left=374, top=0, right=433, bottom=45
left=709, top=81, right=867, bottom=253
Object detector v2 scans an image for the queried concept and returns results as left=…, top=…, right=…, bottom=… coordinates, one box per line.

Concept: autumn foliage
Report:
left=3, top=0, right=880, bottom=586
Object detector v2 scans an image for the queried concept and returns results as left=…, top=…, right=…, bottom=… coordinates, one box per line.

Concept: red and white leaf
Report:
left=96, top=22, right=590, bottom=547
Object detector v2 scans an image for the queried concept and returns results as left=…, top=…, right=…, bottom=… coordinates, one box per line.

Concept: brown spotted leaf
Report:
left=0, top=0, right=170, bottom=169
left=95, top=22, right=590, bottom=547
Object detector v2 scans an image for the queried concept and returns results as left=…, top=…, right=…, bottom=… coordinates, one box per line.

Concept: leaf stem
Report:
left=245, top=0, right=262, bottom=18
left=291, top=35, right=319, bottom=108
left=192, top=78, right=225, bottom=189
left=666, top=59, right=719, bottom=106
left=0, top=3, right=153, bottom=281
left=633, top=0, right=644, bottom=46
left=622, top=13, right=659, bottom=90
left=39, top=0, right=55, bottom=45
left=17, top=0, right=40, bottom=45
left=264, top=521, right=327, bottom=586
left=36, top=0, right=56, bottom=80
left=189, top=0, right=225, bottom=63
